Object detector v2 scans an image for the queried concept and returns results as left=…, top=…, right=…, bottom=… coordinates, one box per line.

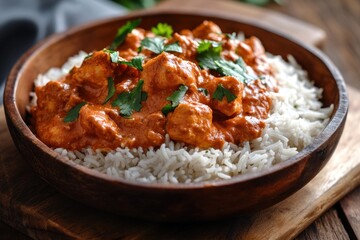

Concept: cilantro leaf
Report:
left=197, top=40, right=222, bottom=54
left=196, top=40, right=255, bottom=83
left=118, top=55, right=144, bottom=71
left=196, top=40, right=222, bottom=69
left=197, top=41, right=212, bottom=54
left=109, top=19, right=141, bottom=50
left=214, top=58, right=257, bottom=84
left=103, top=77, right=115, bottom=104
left=140, top=37, right=182, bottom=54
left=111, top=79, right=147, bottom=117
left=161, top=85, right=188, bottom=116
left=226, top=32, right=237, bottom=40
left=64, top=102, right=87, bottom=122
left=103, top=49, right=120, bottom=63
left=212, top=84, right=237, bottom=103
left=167, top=85, right=188, bottom=106
left=163, top=42, right=182, bottom=53
left=226, top=32, right=244, bottom=40
left=104, top=49, right=144, bottom=71
left=151, top=22, right=173, bottom=38
left=161, top=104, right=174, bottom=116
left=141, top=37, right=164, bottom=54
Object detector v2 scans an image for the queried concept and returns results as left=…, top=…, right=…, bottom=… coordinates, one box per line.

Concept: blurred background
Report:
left=0, top=0, right=280, bottom=104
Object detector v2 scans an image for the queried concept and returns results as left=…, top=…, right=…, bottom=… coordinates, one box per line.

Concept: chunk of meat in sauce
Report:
left=218, top=116, right=265, bottom=143
left=106, top=110, right=166, bottom=148
left=237, top=36, right=273, bottom=76
left=141, top=52, right=201, bottom=93
left=35, top=81, right=71, bottom=117
left=169, top=33, right=199, bottom=62
left=242, top=79, right=272, bottom=118
left=207, top=76, right=244, bottom=117
left=192, top=21, right=223, bottom=42
left=77, top=105, right=123, bottom=150
left=118, top=28, right=149, bottom=60
left=167, top=102, right=225, bottom=149
left=67, top=51, right=115, bottom=104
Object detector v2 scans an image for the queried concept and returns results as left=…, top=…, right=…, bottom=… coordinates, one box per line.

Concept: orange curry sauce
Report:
left=32, top=21, right=277, bottom=151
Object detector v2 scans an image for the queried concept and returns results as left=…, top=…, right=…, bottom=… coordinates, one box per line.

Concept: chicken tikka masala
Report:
left=31, top=20, right=277, bottom=151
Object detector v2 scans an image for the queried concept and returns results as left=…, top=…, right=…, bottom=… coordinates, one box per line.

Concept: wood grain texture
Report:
left=340, top=188, right=360, bottom=239
left=296, top=208, right=350, bottom=240
left=0, top=0, right=360, bottom=239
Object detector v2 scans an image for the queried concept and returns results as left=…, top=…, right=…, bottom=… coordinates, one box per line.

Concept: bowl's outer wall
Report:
left=4, top=12, right=348, bottom=221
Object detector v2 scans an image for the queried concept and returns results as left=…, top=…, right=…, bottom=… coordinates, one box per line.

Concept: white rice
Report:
left=33, top=51, right=333, bottom=184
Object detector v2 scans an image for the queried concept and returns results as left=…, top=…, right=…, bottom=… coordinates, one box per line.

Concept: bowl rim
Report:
left=4, top=9, right=349, bottom=190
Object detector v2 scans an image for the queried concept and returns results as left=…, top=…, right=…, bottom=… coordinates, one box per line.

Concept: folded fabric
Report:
left=0, top=0, right=127, bottom=104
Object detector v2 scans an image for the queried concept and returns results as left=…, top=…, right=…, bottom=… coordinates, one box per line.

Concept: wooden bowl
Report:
left=3, top=11, right=348, bottom=221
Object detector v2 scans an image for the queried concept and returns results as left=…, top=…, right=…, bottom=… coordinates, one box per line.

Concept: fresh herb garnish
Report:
left=104, top=49, right=144, bottom=71
left=103, top=77, right=115, bottom=104
left=212, top=84, right=237, bottom=103
left=196, top=41, right=255, bottom=84
left=226, top=32, right=237, bottom=40
left=196, top=40, right=222, bottom=69
left=111, top=79, right=147, bottom=117
left=104, top=49, right=120, bottom=63
left=161, top=85, right=188, bottom=116
left=140, top=37, right=182, bottom=55
left=151, top=22, right=173, bottom=38
left=214, top=58, right=257, bottom=84
left=109, top=19, right=141, bottom=50
left=198, top=88, right=209, bottom=96
left=118, top=55, right=144, bottom=71
left=64, top=102, right=87, bottom=122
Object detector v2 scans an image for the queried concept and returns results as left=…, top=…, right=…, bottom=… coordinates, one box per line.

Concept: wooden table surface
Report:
left=1, top=0, right=359, bottom=239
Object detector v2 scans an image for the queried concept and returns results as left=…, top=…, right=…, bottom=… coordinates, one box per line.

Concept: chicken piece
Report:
left=242, top=79, right=272, bottom=118
left=220, top=116, right=265, bottom=144
left=207, top=76, right=244, bottom=117
left=166, top=102, right=225, bottom=149
left=35, top=80, right=71, bottom=117
left=68, top=51, right=115, bottom=104
left=141, top=52, right=201, bottom=93
left=35, top=115, right=74, bottom=148
left=179, top=29, right=193, bottom=37
left=118, top=28, right=146, bottom=60
left=222, top=39, right=241, bottom=62
left=140, top=112, right=167, bottom=147
left=77, top=105, right=123, bottom=150
left=237, top=36, right=273, bottom=76
left=169, top=33, right=199, bottom=61
left=120, top=28, right=145, bottom=52
left=107, top=110, right=166, bottom=148
left=192, top=21, right=223, bottom=42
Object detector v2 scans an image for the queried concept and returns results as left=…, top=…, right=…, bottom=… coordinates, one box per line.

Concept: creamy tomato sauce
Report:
left=32, top=20, right=277, bottom=151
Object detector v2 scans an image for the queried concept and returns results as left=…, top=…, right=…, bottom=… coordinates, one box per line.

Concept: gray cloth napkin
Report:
left=0, top=0, right=127, bottom=104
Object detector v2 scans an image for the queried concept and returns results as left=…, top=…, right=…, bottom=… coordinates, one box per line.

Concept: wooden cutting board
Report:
left=1, top=1, right=360, bottom=239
